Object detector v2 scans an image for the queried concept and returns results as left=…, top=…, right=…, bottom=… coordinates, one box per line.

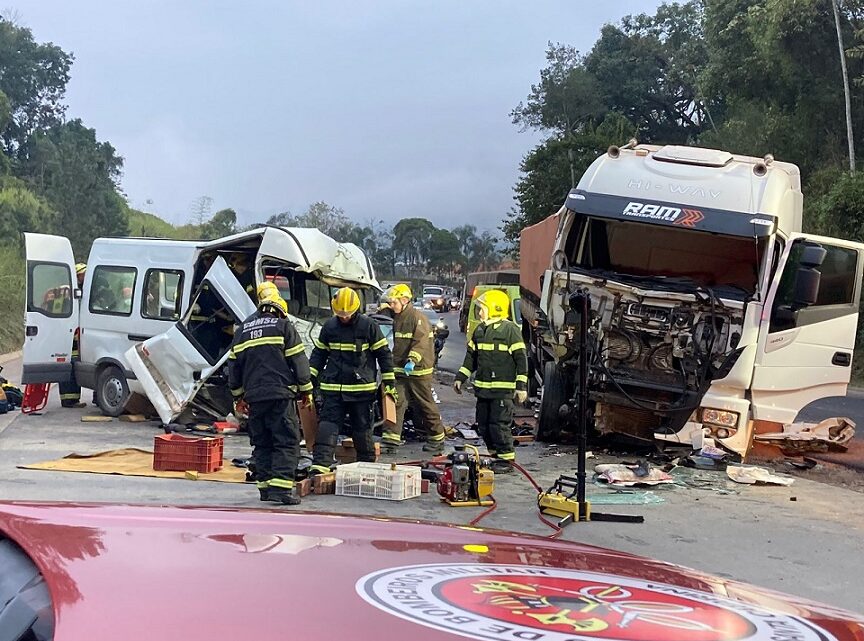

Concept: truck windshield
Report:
left=576, top=217, right=766, bottom=294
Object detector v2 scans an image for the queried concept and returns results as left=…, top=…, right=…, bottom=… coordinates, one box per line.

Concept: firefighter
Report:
left=228, top=292, right=313, bottom=505
left=60, top=263, right=87, bottom=408
left=308, top=287, right=395, bottom=475
left=453, top=289, right=527, bottom=473
left=378, top=284, right=446, bottom=454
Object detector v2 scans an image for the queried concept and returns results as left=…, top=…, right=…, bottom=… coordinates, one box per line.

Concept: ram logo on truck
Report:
left=622, top=201, right=704, bottom=227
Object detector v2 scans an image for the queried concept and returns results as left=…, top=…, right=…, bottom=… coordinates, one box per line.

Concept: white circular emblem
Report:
left=357, top=563, right=837, bottom=641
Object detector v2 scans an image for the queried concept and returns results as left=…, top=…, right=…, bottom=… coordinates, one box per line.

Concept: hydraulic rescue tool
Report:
left=436, top=444, right=494, bottom=507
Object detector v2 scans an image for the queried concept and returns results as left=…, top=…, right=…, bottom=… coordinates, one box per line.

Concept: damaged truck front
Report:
left=523, top=145, right=864, bottom=459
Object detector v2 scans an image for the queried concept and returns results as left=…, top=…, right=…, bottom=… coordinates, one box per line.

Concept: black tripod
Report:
left=539, top=289, right=643, bottom=525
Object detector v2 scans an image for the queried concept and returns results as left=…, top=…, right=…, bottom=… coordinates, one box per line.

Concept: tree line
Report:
left=502, top=0, right=864, bottom=251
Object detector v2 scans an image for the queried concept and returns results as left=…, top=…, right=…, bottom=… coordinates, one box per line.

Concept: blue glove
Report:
left=403, top=360, right=415, bottom=374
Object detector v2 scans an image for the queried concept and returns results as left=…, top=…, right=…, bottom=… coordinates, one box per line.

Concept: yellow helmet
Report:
left=476, top=289, right=510, bottom=320
left=390, top=283, right=412, bottom=301
left=256, top=281, right=279, bottom=302
left=258, top=293, right=288, bottom=317
left=331, top=287, right=360, bottom=318
left=75, top=263, right=87, bottom=275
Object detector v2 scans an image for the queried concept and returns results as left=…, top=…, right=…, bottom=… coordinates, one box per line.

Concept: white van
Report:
left=23, top=227, right=380, bottom=423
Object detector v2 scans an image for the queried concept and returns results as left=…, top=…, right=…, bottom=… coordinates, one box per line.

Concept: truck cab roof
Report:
left=574, top=144, right=802, bottom=237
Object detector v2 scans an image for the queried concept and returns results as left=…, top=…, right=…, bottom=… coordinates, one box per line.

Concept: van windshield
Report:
left=574, top=217, right=766, bottom=294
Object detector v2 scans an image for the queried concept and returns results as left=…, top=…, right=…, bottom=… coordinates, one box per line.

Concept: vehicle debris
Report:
left=754, top=417, right=855, bottom=454
left=726, top=465, right=794, bottom=486
left=595, top=463, right=674, bottom=486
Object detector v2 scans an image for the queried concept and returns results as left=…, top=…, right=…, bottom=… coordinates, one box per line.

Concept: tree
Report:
left=0, top=17, right=72, bottom=153
left=428, top=228, right=463, bottom=279
left=470, top=231, right=500, bottom=271
left=0, top=176, right=54, bottom=244
left=392, top=217, right=436, bottom=273
left=452, top=224, right=478, bottom=258
left=200, top=207, right=237, bottom=239
left=266, top=201, right=358, bottom=242
left=189, top=196, right=213, bottom=226
left=17, top=119, right=128, bottom=255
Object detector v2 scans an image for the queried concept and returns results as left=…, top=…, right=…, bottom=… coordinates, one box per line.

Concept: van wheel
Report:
left=537, top=361, right=566, bottom=442
left=96, top=365, right=129, bottom=417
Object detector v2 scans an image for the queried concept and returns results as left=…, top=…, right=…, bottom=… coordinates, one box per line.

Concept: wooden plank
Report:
left=81, top=415, right=113, bottom=422
left=298, top=401, right=319, bottom=450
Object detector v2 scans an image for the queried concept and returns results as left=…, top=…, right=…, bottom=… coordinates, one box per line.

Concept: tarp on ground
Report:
left=18, top=448, right=247, bottom=483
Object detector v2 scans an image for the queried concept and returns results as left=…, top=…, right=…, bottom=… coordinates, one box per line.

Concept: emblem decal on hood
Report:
left=358, top=564, right=836, bottom=641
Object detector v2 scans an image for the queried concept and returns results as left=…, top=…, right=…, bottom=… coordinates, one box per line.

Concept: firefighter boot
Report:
left=267, top=489, right=301, bottom=505
left=422, top=440, right=444, bottom=454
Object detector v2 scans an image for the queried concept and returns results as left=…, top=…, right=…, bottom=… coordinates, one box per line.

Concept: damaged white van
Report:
left=22, top=227, right=380, bottom=423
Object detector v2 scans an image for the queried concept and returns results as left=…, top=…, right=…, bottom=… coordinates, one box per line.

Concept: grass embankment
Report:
left=0, top=246, right=24, bottom=354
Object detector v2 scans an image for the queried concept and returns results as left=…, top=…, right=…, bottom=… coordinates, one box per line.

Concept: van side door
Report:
left=125, top=257, right=255, bottom=424
left=22, top=233, right=79, bottom=385
left=751, top=233, right=864, bottom=423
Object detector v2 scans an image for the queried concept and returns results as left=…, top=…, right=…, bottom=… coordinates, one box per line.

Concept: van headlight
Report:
left=701, top=408, right=739, bottom=428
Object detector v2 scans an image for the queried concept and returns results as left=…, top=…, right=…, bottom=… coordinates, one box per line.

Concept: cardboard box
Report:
left=297, top=401, right=319, bottom=450
left=335, top=439, right=381, bottom=464
left=383, top=395, right=397, bottom=427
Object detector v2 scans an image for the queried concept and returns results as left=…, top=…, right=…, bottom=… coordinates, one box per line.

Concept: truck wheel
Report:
left=96, top=365, right=130, bottom=417
left=537, top=361, right=566, bottom=442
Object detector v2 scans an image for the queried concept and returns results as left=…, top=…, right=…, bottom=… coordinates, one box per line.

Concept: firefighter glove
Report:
left=403, top=360, right=415, bottom=374
left=453, top=380, right=462, bottom=395
left=384, top=385, right=398, bottom=402
left=299, top=392, right=314, bottom=409
left=515, top=390, right=528, bottom=405
left=233, top=399, right=249, bottom=418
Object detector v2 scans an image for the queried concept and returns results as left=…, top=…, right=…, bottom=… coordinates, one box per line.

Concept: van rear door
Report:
left=125, top=257, right=255, bottom=424
left=22, top=233, right=79, bottom=384
left=751, top=233, right=864, bottom=423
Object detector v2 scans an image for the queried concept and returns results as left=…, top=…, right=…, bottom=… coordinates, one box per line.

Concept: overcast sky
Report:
left=16, top=1, right=662, bottom=232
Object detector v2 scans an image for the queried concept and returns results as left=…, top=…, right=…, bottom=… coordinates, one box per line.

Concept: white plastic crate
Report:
left=335, top=462, right=422, bottom=501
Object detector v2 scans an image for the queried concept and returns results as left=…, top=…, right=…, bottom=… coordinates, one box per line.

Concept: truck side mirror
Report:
left=793, top=266, right=821, bottom=308
left=792, top=242, right=825, bottom=309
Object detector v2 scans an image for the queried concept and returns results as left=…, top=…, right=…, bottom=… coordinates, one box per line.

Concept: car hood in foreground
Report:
left=1, top=502, right=862, bottom=641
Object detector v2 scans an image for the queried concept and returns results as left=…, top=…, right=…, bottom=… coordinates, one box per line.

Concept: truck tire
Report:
left=537, top=361, right=566, bottom=442
left=96, top=365, right=130, bottom=417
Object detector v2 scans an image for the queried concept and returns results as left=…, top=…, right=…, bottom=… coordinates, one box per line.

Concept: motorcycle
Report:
left=433, top=317, right=449, bottom=365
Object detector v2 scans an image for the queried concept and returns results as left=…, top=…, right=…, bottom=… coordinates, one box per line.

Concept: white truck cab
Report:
left=535, top=144, right=864, bottom=458
left=23, top=227, right=380, bottom=423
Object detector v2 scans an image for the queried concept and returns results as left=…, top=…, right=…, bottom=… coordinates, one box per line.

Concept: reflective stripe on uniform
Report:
left=474, top=380, right=516, bottom=390
left=284, top=343, right=306, bottom=357
left=268, top=478, right=295, bottom=489
left=371, top=338, right=388, bottom=350
left=509, top=342, right=526, bottom=353
left=309, top=367, right=319, bottom=377
left=497, top=451, right=516, bottom=461
left=427, top=432, right=445, bottom=442
left=325, top=342, right=369, bottom=352
left=313, top=337, right=328, bottom=350
left=232, top=336, right=285, bottom=354
left=298, top=382, right=314, bottom=392
left=458, top=367, right=472, bottom=378
left=231, top=387, right=245, bottom=397
left=382, top=431, right=401, bottom=444
left=476, top=342, right=509, bottom=351
left=408, top=350, right=422, bottom=362
left=394, top=332, right=414, bottom=339
left=516, top=374, right=528, bottom=384
left=410, top=367, right=434, bottom=377
left=319, top=382, right=378, bottom=393
left=60, top=393, right=80, bottom=400
left=256, top=480, right=270, bottom=489
left=381, top=371, right=396, bottom=381
left=310, top=465, right=331, bottom=475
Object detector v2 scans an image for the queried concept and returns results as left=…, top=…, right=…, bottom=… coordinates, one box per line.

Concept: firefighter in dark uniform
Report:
left=308, top=287, right=395, bottom=475
left=60, top=263, right=87, bottom=408
left=378, top=284, right=446, bottom=454
left=228, top=292, right=313, bottom=505
left=453, top=289, right=527, bottom=473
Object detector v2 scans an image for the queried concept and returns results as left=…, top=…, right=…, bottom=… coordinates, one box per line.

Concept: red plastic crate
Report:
left=153, top=434, right=224, bottom=473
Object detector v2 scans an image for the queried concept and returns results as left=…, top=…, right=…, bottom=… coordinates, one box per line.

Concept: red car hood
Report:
left=1, top=502, right=862, bottom=641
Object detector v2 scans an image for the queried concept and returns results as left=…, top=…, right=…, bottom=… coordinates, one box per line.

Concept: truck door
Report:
left=22, top=233, right=79, bottom=385
left=125, top=257, right=256, bottom=424
left=751, top=233, right=864, bottom=423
